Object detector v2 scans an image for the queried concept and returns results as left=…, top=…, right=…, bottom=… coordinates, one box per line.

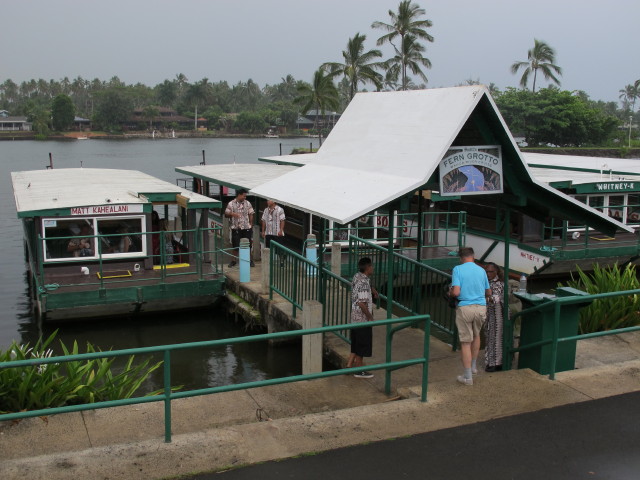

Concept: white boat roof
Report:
left=259, top=153, right=316, bottom=166
left=11, top=168, right=219, bottom=217
left=524, top=152, right=640, bottom=174
left=175, top=163, right=298, bottom=190
left=524, top=153, right=640, bottom=186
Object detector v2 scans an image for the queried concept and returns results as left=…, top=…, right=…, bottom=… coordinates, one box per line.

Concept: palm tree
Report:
left=322, top=33, right=383, bottom=101
left=372, top=0, right=434, bottom=90
left=294, top=69, right=340, bottom=145
left=619, top=80, right=640, bottom=114
left=185, top=78, right=213, bottom=130
left=383, top=34, right=431, bottom=90
left=510, top=39, right=562, bottom=93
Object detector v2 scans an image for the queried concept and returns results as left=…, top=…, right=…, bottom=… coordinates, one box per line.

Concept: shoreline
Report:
left=0, top=132, right=316, bottom=141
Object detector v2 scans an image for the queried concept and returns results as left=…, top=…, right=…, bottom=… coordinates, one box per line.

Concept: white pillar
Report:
left=302, top=300, right=323, bottom=374
left=261, top=247, right=270, bottom=294
left=331, top=243, right=342, bottom=275
left=252, top=225, right=261, bottom=261
left=222, top=216, right=231, bottom=249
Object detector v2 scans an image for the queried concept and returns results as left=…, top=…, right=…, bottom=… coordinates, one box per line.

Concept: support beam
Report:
left=302, top=301, right=323, bottom=374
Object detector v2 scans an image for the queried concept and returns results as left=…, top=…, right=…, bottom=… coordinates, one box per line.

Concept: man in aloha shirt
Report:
left=225, top=189, right=255, bottom=267
left=347, top=257, right=378, bottom=378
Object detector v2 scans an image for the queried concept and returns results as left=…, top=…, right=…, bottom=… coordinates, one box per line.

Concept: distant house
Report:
left=73, top=116, right=91, bottom=131
left=296, top=116, right=314, bottom=131
left=303, top=109, right=341, bottom=129
left=125, top=107, right=194, bottom=130
left=0, top=112, right=32, bottom=131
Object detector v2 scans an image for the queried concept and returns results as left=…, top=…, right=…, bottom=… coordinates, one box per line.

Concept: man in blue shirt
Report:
left=450, top=247, right=491, bottom=386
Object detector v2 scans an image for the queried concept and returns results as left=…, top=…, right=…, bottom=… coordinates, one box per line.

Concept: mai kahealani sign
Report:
left=439, top=146, right=503, bottom=196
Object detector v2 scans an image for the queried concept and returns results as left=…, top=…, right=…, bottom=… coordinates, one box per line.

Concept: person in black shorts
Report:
left=224, top=189, right=255, bottom=267
left=347, top=257, right=378, bottom=378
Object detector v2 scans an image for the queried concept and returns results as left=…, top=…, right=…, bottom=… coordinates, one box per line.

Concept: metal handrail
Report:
left=0, top=314, right=431, bottom=443
left=36, top=226, right=223, bottom=288
left=509, top=289, right=640, bottom=379
left=348, top=235, right=457, bottom=346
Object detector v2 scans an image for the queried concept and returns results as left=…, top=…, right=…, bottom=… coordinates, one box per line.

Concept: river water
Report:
left=0, top=137, right=318, bottom=390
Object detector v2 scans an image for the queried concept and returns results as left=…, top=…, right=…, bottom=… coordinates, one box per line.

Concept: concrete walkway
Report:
left=1, top=321, right=638, bottom=480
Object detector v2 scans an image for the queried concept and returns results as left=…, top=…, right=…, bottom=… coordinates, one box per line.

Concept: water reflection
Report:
left=15, top=309, right=301, bottom=393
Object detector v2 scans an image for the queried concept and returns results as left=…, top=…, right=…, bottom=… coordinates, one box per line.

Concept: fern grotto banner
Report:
left=439, top=146, right=503, bottom=196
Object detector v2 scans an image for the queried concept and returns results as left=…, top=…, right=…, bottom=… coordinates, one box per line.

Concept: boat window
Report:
left=627, top=194, right=640, bottom=224
left=588, top=195, right=604, bottom=212
left=96, top=217, right=145, bottom=255
left=41, top=215, right=147, bottom=262
left=607, top=195, right=625, bottom=222
left=42, top=218, right=96, bottom=260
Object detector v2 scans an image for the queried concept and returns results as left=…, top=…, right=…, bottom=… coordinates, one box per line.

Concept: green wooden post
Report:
left=502, top=206, right=512, bottom=370
left=163, top=350, right=172, bottom=443
left=385, top=206, right=395, bottom=395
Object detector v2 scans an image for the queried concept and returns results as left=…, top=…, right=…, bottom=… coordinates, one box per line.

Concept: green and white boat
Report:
left=11, top=168, right=224, bottom=321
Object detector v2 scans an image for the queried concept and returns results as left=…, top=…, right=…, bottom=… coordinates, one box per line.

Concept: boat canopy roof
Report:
left=524, top=152, right=640, bottom=176
left=175, top=163, right=298, bottom=191
left=11, top=168, right=220, bottom=218
left=250, top=86, right=632, bottom=235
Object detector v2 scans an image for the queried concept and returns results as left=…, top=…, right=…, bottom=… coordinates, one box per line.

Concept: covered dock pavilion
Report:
left=178, top=85, right=632, bottom=369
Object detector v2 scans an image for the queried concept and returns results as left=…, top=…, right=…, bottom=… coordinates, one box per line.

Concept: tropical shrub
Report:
left=0, top=331, right=163, bottom=414
left=561, top=264, right=640, bottom=333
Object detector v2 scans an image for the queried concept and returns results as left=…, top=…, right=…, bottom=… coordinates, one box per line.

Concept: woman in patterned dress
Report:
left=484, top=262, right=505, bottom=372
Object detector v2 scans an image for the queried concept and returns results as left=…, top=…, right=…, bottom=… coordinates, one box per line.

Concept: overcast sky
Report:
left=3, top=0, right=638, bottom=103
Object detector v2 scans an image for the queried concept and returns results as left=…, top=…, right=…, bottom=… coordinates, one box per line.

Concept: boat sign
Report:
left=70, top=204, right=144, bottom=215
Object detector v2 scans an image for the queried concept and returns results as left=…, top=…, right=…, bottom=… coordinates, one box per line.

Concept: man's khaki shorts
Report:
left=455, top=304, right=487, bottom=343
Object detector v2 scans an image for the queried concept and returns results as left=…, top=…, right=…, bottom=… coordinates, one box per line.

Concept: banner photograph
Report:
left=439, top=146, right=503, bottom=196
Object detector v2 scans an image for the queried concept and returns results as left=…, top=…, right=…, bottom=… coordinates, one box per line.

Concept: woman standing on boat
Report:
left=484, top=262, right=505, bottom=372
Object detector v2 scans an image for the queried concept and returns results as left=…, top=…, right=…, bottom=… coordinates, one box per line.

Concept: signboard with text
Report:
left=439, top=146, right=503, bottom=196
left=70, top=204, right=144, bottom=216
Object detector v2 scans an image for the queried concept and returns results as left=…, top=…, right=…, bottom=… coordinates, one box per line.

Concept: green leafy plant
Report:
left=561, top=264, right=640, bottom=333
left=0, top=331, right=164, bottom=414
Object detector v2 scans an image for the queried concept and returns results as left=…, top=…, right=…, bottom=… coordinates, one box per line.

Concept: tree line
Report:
left=0, top=1, right=638, bottom=147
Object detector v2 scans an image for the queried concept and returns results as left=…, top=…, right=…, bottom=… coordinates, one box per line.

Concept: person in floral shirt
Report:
left=225, top=189, right=255, bottom=267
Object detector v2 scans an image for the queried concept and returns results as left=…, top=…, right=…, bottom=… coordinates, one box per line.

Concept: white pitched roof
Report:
left=251, top=86, right=631, bottom=234
left=12, top=168, right=216, bottom=215
left=176, top=163, right=298, bottom=190
left=252, top=86, right=488, bottom=223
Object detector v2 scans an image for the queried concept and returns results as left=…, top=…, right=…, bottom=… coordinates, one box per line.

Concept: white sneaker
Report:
left=472, top=367, right=478, bottom=375
left=457, top=375, right=473, bottom=386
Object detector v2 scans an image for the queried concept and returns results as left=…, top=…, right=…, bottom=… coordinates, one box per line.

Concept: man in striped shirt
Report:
left=260, top=200, right=286, bottom=248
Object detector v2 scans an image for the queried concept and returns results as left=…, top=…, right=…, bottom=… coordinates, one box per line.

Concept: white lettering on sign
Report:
left=595, top=183, right=635, bottom=191
left=70, top=204, right=144, bottom=215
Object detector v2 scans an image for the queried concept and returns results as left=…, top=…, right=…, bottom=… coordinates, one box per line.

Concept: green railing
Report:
left=348, top=235, right=457, bottom=347
left=508, top=289, right=640, bottom=379
left=269, top=242, right=352, bottom=342
left=268, top=242, right=318, bottom=319
left=540, top=219, right=640, bottom=255
left=325, top=211, right=467, bottom=255
left=35, top=226, right=223, bottom=292
left=0, top=314, right=431, bottom=443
